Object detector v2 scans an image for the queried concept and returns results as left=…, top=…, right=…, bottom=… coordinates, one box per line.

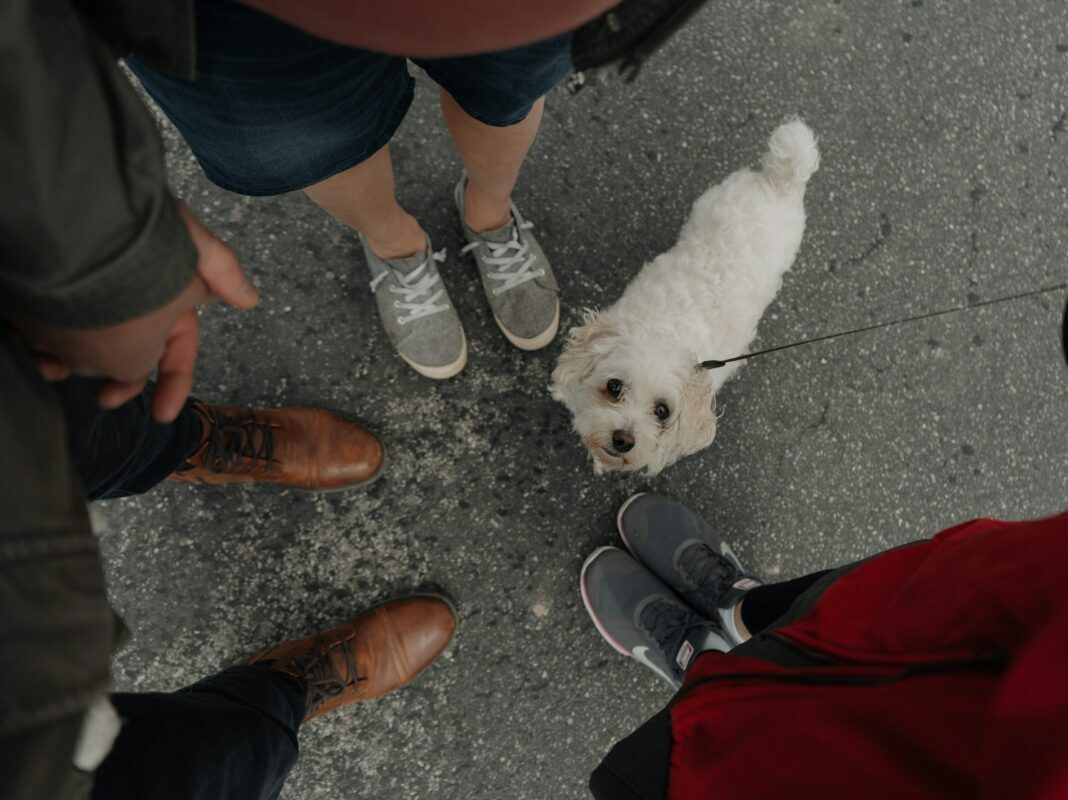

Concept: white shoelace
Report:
left=461, top=220, right=545, bottom=296
left=368, top=248, right=449, bottom=325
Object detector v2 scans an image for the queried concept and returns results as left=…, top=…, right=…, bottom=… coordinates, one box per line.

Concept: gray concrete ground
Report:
left=99, top=2, right=1068, bottom=798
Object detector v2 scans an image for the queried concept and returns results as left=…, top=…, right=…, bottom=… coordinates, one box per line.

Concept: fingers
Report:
left=81, top=203, right=253, bottom=423
left=35, top=354, right=71, bottom=381
left=202, top=240, right=260, bottom=309
left=98, top=376, right=149, bottom=410
left=92, top=307, right=198, bottom=420
left=150, top=308, right=200, bottom=423
left=177, top=202, right=260, bottom=309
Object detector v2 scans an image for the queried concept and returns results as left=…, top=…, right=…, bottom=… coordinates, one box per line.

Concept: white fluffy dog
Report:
left=551, top=120, right=819, bottom=475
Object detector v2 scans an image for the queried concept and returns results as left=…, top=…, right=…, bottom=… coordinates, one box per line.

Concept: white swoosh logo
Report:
left=631, top=646, right=678, bottom=688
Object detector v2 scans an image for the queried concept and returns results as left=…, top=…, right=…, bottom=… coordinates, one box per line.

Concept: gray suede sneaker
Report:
left=455, top=175, right=560, bottom=351
left=362, top=236, right=467, bottom=379
left=581, top=546, right=730, bottom=689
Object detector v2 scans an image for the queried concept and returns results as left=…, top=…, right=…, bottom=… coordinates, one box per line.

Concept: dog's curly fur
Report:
left=551, top=120, right=819, bottom=475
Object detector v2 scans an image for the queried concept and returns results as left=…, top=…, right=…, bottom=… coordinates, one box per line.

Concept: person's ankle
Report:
left=714, top=597, right=752, bottom=648
left=464, top=183, right=512, bottom=233
left=364, top=213, right=427, bottom=260
left=733, top=601, right=752, bottom=642
left=365, top=233, right=426, bottom=261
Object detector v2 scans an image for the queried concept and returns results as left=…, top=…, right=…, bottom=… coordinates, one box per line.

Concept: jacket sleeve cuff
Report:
left=21, top=192, right=198, bottom=329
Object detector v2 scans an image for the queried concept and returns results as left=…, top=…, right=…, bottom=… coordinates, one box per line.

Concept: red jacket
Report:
left=670, top=513, right=1068, bottom=799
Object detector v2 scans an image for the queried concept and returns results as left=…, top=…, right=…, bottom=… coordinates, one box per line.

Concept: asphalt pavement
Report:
left=99, top=2, right=1068, bottom=797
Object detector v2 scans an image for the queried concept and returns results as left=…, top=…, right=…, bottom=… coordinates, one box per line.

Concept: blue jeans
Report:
left=126, top=0, right=572, bottom=196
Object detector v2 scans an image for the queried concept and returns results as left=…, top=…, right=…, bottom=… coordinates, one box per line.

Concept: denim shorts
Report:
left=126, top=0, right=572, bottom=196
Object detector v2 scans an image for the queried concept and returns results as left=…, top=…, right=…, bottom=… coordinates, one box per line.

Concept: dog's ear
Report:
left=673, top=367, right=718, bottom=458
left=551, top=309, right=621, bottom=393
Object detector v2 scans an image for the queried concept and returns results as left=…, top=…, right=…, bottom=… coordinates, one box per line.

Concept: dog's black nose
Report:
left=612, top=430, right=635, bottom=453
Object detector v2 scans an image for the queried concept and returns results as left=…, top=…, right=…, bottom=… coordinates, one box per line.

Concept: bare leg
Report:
left=439, top=88, right=545, bottom=233
left=303, top=145, right=426, bottom=260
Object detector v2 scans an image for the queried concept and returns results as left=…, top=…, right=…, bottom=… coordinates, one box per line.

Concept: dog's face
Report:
left=550, top=311, right=718, bottom=475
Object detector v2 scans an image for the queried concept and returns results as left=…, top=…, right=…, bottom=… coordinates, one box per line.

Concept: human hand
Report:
left=16, top=204, right=259, bottom=423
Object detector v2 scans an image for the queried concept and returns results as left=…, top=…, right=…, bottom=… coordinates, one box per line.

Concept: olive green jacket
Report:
left=0, top=0, right=197, bottom=329
left=0, top=1, right=195, bottom=797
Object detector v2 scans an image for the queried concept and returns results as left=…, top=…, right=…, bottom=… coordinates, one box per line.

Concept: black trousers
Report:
left=94, top=666, right=307, bottom=800
left=57, top=377, right=203, bottom=501
left=55, top=379, right=308, bottom=798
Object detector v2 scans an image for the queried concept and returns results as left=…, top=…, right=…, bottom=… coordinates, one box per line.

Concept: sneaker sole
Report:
left=616, top=492, right=648, bottom=557
left=580, top=546, right=636, bottom=659
left=400, top=329, right=468, bottom=380
left=494, top=300, right=560, bottom=352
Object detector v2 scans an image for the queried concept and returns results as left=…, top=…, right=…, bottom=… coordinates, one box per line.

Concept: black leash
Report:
left=699, top=282, right=1068, bottom=370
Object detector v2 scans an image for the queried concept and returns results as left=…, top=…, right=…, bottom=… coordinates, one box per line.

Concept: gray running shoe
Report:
left=455, top=175, right=560, bottom=351
left=617, top=493, right=762, bottom=646
left=362, top=236, right=467, bottom=380
left=580, top=546, right=730, bottom=689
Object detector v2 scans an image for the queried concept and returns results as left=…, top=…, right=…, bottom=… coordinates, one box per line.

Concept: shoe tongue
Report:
left=475, top=220, right=515, bottom=245
left=681, top=541, right=735, bottom=586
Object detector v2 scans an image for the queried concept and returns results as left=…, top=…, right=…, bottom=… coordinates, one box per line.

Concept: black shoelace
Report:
left=639, top=597, right=710, bottom=680
left=291, top=635, right=364, bottom=718
left=201, top=408, right=276, bottom=473
left=678, top=544, right=741, bottom=612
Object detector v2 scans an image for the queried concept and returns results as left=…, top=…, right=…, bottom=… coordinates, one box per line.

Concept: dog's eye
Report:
left=606, top=379, right=623, bottom=399
left=654, top=403, right=670, bottom=421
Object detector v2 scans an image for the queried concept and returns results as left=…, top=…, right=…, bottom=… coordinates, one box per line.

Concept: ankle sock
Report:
left=698, top=626, right=732, bottom=655
left=717, top=601, right=746, bottom=648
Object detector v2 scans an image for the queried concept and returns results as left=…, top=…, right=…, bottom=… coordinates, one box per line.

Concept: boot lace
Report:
left=201, top=408, right=276, bottom=474
left=290, top=634, right=365, bottom=718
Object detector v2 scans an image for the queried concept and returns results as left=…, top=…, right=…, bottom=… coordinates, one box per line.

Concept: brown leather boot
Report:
left=241, top=595, right=456, bottom=722
left=168, top=401, right=383, bottom=491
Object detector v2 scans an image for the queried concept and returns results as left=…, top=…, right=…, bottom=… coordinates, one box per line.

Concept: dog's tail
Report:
left=760, top=119, right=819, bottom=191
